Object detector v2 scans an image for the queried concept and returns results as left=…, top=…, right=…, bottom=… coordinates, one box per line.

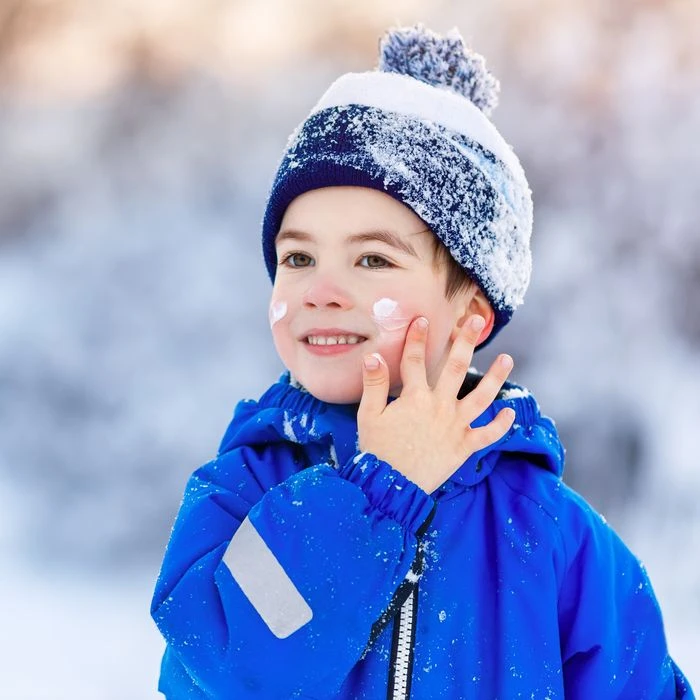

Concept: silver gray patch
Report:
left=223, top=517, right=313, bottom=639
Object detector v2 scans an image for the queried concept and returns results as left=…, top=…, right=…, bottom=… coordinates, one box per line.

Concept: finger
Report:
left=466, top=407, right=516, bottom=452
left=458, top=353, right=514, bottom=420
left=434, top=315, right=484, bottom=399
left=399, top=317, right=430, bottom=391
left=357, top=353, right=390, bottom=421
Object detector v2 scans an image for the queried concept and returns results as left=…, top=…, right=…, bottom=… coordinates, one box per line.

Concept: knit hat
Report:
left=261, top=25, right=533, bottom=345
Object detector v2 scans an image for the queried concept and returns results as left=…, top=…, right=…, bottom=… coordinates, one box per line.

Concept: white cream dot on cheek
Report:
left=269, top=300, right=288, bottom=327
left=371, top=297, right=411, bottom=333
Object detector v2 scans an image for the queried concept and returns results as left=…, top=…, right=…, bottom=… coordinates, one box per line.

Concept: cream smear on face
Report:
left=371, top=297, right=411, bottom=333
left=269, top=300, right=288, bottom=327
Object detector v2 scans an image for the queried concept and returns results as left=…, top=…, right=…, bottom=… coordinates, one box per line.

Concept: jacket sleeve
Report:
left=151, top=443, right=435, bottom=699
left=557, top=500, right=694, bottom=699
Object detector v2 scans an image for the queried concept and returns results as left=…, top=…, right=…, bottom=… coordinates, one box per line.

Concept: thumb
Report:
left=358, top=353, right=389, bottom=421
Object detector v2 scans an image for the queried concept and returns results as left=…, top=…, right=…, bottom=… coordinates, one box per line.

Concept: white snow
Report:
left=283, top=411, right=298, bottom=442
left=500, top=387, right=530, bottom=400
left=311, top=71, right=526, bottom=179
left=0, top=564, right=163, bottom=700
left=0, top=1, right=698, bottom=695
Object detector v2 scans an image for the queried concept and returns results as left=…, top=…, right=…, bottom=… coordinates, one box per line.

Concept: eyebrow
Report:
left=275, top=229, right=420, bottom=257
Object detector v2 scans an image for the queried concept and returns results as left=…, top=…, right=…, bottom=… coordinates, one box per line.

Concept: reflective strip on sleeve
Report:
left=223, top=516, right=313, bottom=639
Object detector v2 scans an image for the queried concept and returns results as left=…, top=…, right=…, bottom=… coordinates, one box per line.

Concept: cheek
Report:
left=269, top=297, right=294, bottom=358
left=369, top=294, right=453, bottom=385
left=371, top=297, right=410, bottom=354
left=269, top=300, right=288, bottom=327
left=374, top=325, right=451, bottom=383
left=371, top=297, right=411, bottom=333
left=370, top=297, right=415, bottom=387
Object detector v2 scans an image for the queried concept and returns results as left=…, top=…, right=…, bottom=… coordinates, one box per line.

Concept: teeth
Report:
left=307, top=335, right=363, bottom=346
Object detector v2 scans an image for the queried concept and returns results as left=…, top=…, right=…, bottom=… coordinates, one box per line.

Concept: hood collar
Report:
left=219, top=371, right=565, bottom=488
left=451, top=369, right=565, bottom=487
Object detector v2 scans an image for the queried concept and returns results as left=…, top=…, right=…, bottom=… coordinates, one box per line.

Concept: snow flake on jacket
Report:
left=151, top=372, right=693, bottom=699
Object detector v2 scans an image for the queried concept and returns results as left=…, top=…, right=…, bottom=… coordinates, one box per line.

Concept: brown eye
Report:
left=281, top=252, right=314, bottom=267
left=360, top=254, right=391, bottom=268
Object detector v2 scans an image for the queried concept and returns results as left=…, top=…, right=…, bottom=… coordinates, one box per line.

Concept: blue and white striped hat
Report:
left=261, top=25, right=533, bottom=344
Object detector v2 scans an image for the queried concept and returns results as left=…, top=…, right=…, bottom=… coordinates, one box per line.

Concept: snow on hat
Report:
left=261, top=24, right=533, bottom=344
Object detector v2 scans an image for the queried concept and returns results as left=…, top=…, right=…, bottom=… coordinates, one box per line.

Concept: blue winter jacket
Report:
left=151, top=372, right=694, bottom=699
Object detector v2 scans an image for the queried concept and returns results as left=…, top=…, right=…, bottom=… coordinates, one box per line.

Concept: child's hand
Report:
left=357, top=316, right=515, bottom=494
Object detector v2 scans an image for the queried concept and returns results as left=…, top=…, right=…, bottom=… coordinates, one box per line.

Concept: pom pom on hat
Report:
left=378, top=25, right=500, bottom=117
left=261, top=25, right=533, bottom=347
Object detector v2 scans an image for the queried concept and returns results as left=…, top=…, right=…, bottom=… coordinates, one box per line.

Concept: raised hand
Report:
left=357, top=315, right=515, bottom=494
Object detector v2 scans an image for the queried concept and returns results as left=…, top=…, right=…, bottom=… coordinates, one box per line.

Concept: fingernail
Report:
left=500, top=354, right=513, bottom=369
left=416, top=317, right=428, bottom=330
left=364, top=354, right=380, bottom=370
left=470, top=316, right=486, bottom=332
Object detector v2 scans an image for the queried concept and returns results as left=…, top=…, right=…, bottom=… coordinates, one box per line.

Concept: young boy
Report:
left=151, top=26, right=694, bottom=699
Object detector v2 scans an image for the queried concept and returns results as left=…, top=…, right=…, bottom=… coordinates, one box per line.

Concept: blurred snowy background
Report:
left=0, top=0, right=698, bottom=697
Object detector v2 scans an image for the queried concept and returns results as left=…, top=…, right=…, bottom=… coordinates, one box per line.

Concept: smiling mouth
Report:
left=305, top=334, right=368, bottom=346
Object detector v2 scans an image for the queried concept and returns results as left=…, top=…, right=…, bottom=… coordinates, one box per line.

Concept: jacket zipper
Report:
left=387, top=585, right=418, bottom=700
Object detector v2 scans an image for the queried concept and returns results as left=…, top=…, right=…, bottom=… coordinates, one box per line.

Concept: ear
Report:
left=450, top=288, right=495, bottom=346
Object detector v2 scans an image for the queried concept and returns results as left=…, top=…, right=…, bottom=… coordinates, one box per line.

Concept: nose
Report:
left=302, top=275, right=354, bottom=310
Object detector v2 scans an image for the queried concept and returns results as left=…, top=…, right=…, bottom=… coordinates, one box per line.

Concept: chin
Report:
left=303, top=379, right=363, bottom=405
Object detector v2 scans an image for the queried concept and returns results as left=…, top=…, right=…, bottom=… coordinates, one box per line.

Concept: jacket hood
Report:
left=452, top=369, right=565, bottom=486
left=218, top=371, right=565, bottom=490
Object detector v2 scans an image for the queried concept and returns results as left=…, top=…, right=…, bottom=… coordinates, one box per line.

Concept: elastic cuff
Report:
left=338, top=452, right=435, bottom=537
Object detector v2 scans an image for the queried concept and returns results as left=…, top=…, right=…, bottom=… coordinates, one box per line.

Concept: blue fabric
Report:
left=152, top=374, right=694, bottom=699
left=261, top=104, right=532, bottom=347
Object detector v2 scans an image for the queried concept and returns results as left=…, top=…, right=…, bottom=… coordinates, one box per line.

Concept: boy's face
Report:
left=270, top=186, right=485, bottom=404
